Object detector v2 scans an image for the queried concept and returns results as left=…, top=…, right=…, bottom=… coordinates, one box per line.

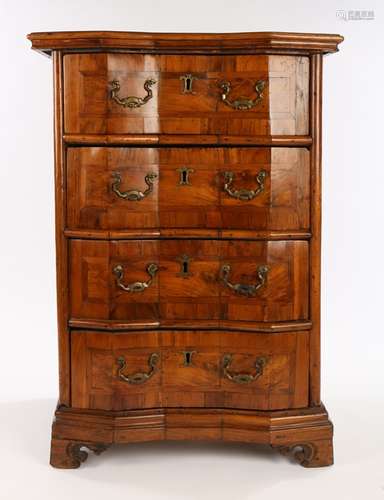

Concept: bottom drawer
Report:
left=71, top=330, right=309, bottom=411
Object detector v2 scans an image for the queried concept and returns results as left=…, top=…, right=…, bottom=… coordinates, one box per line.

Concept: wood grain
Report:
left=64, top=229, right=311, bottom=241
left=27, top=31, right=344, bottom=56
left=63, top=134, right=313, bottom=146
left=50, top=403, right=333, bottom=468
left=67, top=147, right=310, bottom=231
left=309, top=54, right=322, bottom=406
left=63, top=54, right=309, bottom=136
left=71, top=329, right=309, bottom=411
left=53, top=51, right=70, bottom=406
left=68, top=318, right=312, bottom=332
left=26, top=30, right=342, bottom=468
left=69, top=239, right=309, bottom=324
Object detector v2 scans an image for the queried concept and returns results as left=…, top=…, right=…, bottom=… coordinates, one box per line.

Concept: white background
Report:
left=0, top=0, right=383, bottom=498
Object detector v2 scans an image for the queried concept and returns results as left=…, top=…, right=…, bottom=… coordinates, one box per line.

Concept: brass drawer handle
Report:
left=220, top=79, right=266, bottom=110
left=113, top=263, right=158, bottom=293
left=117, top=353, right=160, bottom=384
left=223, top=170, right=267, bottom=201
left=111, top=171, right=157, bottom=201
left=222, top=354, right=268, bottom=384
left=109, top=78, right=156, bottom=108
left=220, top=263, right=269, bottom=297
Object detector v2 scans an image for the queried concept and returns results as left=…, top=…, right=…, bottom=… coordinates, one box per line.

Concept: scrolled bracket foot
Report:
left=273, top=439, right=334, bottom=467
left=50, top=438, right=110, bottom=469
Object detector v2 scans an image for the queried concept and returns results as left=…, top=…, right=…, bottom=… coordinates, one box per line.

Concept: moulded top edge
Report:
left=27, top=31, right=344, bottom=57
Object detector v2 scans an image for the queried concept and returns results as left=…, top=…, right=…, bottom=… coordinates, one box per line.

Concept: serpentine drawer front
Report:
left=67, top=147, right=310, bottom=230
left=69, top=239, right=308, bottom=324
left=71, top=330, right=309, bottom=411
left=28, top=30, right=342, bottom=469
left=63, top=54, right=309, bottom=135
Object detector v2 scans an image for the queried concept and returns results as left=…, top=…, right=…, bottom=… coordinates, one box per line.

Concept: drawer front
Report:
left=67, top=147, right=310, bottom=231
left=64, top=54, right=309, bottom=135
left=70, top=239, right=308, bottom=323
left=71, top=330, right=309, bottom=411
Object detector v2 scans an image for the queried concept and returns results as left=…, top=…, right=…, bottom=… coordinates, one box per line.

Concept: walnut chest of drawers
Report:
left=28, top=31, right=343, bottom=469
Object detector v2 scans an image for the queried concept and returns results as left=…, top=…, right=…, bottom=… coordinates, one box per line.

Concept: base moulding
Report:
left=50, top=402, right=333, bottom=468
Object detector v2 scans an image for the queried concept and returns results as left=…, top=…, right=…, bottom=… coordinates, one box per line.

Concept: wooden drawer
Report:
left=67, top=147, right=309, bottom=231
left=70, top=239, right=308, bottom=324
left=64, top=54, right=309, bottom=135
left=71, top=330, right=309, bottom=411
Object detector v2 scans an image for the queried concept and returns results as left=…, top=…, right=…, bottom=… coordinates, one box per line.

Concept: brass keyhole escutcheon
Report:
left=180, top=74, right=198, bottom=94
left=177, top=167, right=194, bottom=186
left=176, top=254, right=193, bottom=278
left=182, top=351, right=196, bottom=367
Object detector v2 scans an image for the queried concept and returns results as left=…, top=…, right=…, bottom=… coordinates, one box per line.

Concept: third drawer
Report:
left=70, top=238, right=308, bottom=324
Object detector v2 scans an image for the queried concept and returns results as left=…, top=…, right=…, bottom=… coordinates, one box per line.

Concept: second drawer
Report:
left=70, top=239, right=308, bottom=323
left=67, top=147, right=310, bottom=231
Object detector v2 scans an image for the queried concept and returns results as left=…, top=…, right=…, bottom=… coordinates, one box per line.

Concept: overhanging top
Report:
left=27, top=31, right=343, bottom=57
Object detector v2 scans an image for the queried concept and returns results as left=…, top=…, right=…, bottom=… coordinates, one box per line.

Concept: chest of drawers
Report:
left=28, top=31, right=343, bottom=469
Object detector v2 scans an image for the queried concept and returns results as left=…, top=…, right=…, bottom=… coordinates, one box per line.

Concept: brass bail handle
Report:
left=223, top=170, right=267, bottom=201
left=220, top=79, right=266, bottom=110
left=222, top=354, right=268, bottom=384
left=109, top=78, right=156, bottom=108
left=111, top=171, right=157, bottom=201
left=113, top=263, right=158, bottom=293
left=220, top=263, right=269, bottom=297
left=116, top=353, right=160, bottom=384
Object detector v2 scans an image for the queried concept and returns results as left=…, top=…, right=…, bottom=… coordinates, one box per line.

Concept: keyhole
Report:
left=180, top=74, right=197, bottom=94
left=182, top=351, right=196, bottom=367
left=177, top=167, right=194, bottom=186
left=182, top=260, right=188, bottom=274
left=177, top=254, right=192, bottom=278
left=185, top=77, right=192, bottom=92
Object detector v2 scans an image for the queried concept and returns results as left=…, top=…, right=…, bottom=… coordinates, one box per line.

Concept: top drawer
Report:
left=64, top=54, right=309, bottom=136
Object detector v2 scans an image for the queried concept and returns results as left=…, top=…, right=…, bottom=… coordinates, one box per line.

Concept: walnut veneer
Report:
left=27, top=30, right=343, bottom=468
